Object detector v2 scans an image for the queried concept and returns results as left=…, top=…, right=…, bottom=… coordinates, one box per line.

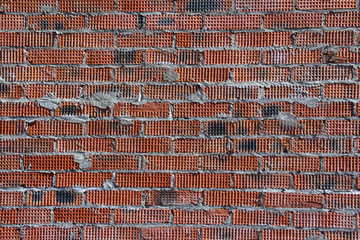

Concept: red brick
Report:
left=25, top=84, right=81, bottom=99
left=144, top=155, right=199, bottom=171
left=262, top=229, right=322, bottom=240
left=174, top=138, right=231, bottom=153
left=177, top=32, right=232, bottom=48
left=175, top=173, right=231, bottom=188
left=59, top=33, right=114, bottom=48
left=203, top=191, right=261, bottom=206
left=114, top=209, right=170, bottom=224
left=88, top=120, right=141, bottom=136
left=56, top=67, right=111, bottom=82
left=175, top=68, right=230, bottom=82
left=83, top=227, right=140, bottom=240
left=236, top=0, right=293, bottom=11
left=174, top=209, right=229, bottom=225
left=145, top=120, right=201, bottom=136
left=234, top=67, right=291, bottom=82
left=86, top=50, right=142, bottom=65
left=324, top=48, right=360, bottom=63
left=0, top=120, right=25, bottom=135
left=297, top=0, right=356, bottom=9
left=205, top=15, right=261, bottom=30
left=0, top=84, right=22, bottom=99
left=118, top=32, right=173, bottom=47
left=323, top=231, right=360, bottom=240
left=324, top=156, right=360, bottom=172
left=263, top=119, right=323, bottom=135
left=202, top=155, right=258, bottom=171
left=56, top=172, right=112, bottom=187
left=294, top=212, right=354, bottom=229
left=326, top=194, right=360, bottom=209
left=233, top=102, right=291, bottom=118
left=23, top=227, right=81, bottom=240
left=0, top=66, right=54, bottom=82
left=204, top=50, right=261, bottom=65
left=293, top=66, right=353, bottom=82
left=294, top=102, right=354, bottom=117
left=203, top=227, right=258, bottom=240
left=24, top=155, right=78, bottom=171
left=146, top=50, right=201, bottom=65
left=233, top=210, right=291, bottom=226
left=0, top=155, right=21, bottom=170
left=115, top=173, right=171, bottom=188
left=143, top=85, right=201, bottom=100
left=28, top=120, right=83, bottom=136
left=115, top=67, right=167, bottom=82
left=296, top=31, right=354, bottom=46
left=119, top=0, right=173, bottom=11
left=264, top=13, right=322, bottom=29
left=0, top=138, right=54, bottom=153
left=0, top=209, right=51, bottom=224
left=0, top=15, right=25, bottom=30
left=294, top=174, right=353, bottom=190
left=29, top=15, right=85, bottom=30
left=0, top=49, right=25, bottom=63
left=0, top=32, right=55, bottom=47
left=326, top=12, right=360, bottom=27
left=146, top=14, right=202, bottom=30
left=142, top=227, right=199, bottom=240
left=326, top=120, right=360, bottom=135
left=234, top=174, right=291, bottom=189
left=54, top=102, right=111, bottom=118
left=234, top=138, right=291, bottom=153
left=262, top=156, right=321, bottom=172
left=54, top=208, right=111, bottom=224
left=115, top=138, right=171, bottom=153
left=236, top=32, right=293, bottom=47
left=59, top=0, right=115, bottom=12
left=145, top=190, right=201, bottom=206
left=0, top=102, right=49, bottom=117
left=204, top=86, right=258, bottom=100
left=88, top=154, right=138, bottom=170
left=26, top=190, right=82, bottom=206
left=87, top=14, right=137, bottom=30
left=86, top=191, right=142, bottom=206
left=28, top=50, right=84, bottom=64
left=293, top=138, right=353, bottom=153
left=0, top=192, right=23, bottom=206
left=173, top=102, right=230, bottom=117
left=0, top=0, right=56, bottom=12
left=57, top=138, right=113, bottom=152
left=325, top=84, right=359, bottom=99
left=114, top=102, right=170, bottom=118
left=264, top=49, right=322, bottom=65
left=264, top=193, right=323, bottom=208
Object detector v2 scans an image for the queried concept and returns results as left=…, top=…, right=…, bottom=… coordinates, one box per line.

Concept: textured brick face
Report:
left=1, top=0, right=359, bottom=238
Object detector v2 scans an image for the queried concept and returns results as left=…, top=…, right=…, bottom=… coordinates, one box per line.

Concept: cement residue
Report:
left=37, top=94, right=61, bottom=110
left=278, top=112, right=303, bottom=131
left=163, top=68, right=179, bottom=82
left=103, top=179, right=116, bottom=189
left=120, top=118, right=133, bottom=125
left=297, top=98, right=320, bottom=108
left=73, top=153, right=91, bottom=169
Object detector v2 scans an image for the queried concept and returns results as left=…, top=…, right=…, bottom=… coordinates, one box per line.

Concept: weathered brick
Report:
left=119, top=0, right=173, bottom=12
left=83, top=227, right=140, bottom=240
left=145, top=120, right=201, bottom=136
left=54, top=208, right=111, bottom=224
left=236, top=0, right=293, bottom=12
left=144, top=155, right=199, bottom=171
left=233, top=174, right=291, bottom=189
left=173, top=102, right=230, bottom=117
left=59, top=33, right=114, bottom=48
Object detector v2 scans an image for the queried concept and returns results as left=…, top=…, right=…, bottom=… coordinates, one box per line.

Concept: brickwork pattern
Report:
left=0, top=0, right=360, bottom=239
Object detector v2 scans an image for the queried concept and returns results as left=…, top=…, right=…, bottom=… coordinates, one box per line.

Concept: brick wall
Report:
left=0, top=0, right=359, bottom=239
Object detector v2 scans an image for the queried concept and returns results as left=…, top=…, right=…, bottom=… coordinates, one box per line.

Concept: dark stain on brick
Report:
left=185, top=0, right=222, bottom=12
left=178, top=51, right=199, bottom=64
left=156, top=190, right=178, bottom=206
left=138, top=14, right=145, bottom=29
left=60, top=105, right=80, bottom=115
left=316, top=178, right=336, bottom=190
left=109, top=85, right=132, bottom=98
left=32, top=191, right=43, bottom=202
left=207, top=121, right=228, bottom=136
left=233, top=109, right=243, bottom=118
left=54, top=21, right=64, bottom=30
left=55, top=190, right=76, bottom=204
left=40, top=19, right=49, bottom=30
left=330, top=139, right=340, bottom=151
left=115, top=50, right=138, bottom=64
left=0, top=83, right=10, bottom=93
left=263, top=105, right=281, bottom=117
left=271, top=142, right=288, bottom=153
left=158, top=17, right=174, bottom=26
left=239, top=139, right=257, bottom=152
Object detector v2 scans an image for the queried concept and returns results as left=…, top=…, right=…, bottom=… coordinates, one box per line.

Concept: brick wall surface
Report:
left=0, top=0, right=359, bottom=239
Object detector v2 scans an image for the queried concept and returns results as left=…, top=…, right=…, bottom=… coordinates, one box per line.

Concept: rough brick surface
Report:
left=1, top=0, right=359, bottom=238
